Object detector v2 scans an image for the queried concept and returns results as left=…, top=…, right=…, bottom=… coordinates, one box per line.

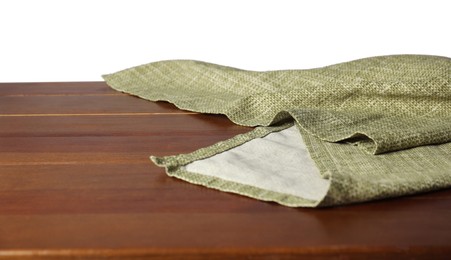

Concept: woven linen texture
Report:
left=103, top=55, right=451, bottom=207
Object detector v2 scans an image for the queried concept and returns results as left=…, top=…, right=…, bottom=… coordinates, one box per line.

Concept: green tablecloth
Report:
left=103, top=55, right=451, bottom=207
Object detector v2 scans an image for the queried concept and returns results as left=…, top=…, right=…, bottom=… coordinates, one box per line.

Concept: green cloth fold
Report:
left=103, top=55, right=451, bottom=207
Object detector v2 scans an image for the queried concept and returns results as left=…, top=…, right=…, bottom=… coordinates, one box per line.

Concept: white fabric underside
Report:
left=184, top=126, right=330, bottom=201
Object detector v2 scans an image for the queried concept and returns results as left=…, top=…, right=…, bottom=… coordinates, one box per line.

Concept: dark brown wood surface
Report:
left=0, top=82, right=450, bottom=259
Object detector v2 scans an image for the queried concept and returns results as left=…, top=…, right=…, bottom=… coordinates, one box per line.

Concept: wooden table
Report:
left=0, top=82, right=450, bottom=259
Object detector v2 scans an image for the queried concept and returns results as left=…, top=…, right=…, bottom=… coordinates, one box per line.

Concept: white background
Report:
left=0, top=0, right=449, bottom=82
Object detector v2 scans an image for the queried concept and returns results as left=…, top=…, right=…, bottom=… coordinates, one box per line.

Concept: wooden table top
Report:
left=0, top=82, right=450, bottom=259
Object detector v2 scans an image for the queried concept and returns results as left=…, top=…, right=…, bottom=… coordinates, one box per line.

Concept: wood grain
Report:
left=0, top=82, right=450, bottom=259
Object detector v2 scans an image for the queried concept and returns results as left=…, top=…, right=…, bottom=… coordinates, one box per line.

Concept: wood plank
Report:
left=0, top=249, right=449, bottom=260
left=0, top=114, right=250, bottom=137
left=0, top=164, right=160, bottom=191
left=5, top=212, right=428, bottom=248
left=0, top=135, right=246, bottom=165
left=0, top=135, right=243, bottom=154
left=0, top=185, right=261, bottom=215
left=0, top=208, right=450, bottom=258
left=0, top=210, right=447, bottom=248
left=0, top=95, right=194, bottom=115
left=0, top=82, right=116, bottom=96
